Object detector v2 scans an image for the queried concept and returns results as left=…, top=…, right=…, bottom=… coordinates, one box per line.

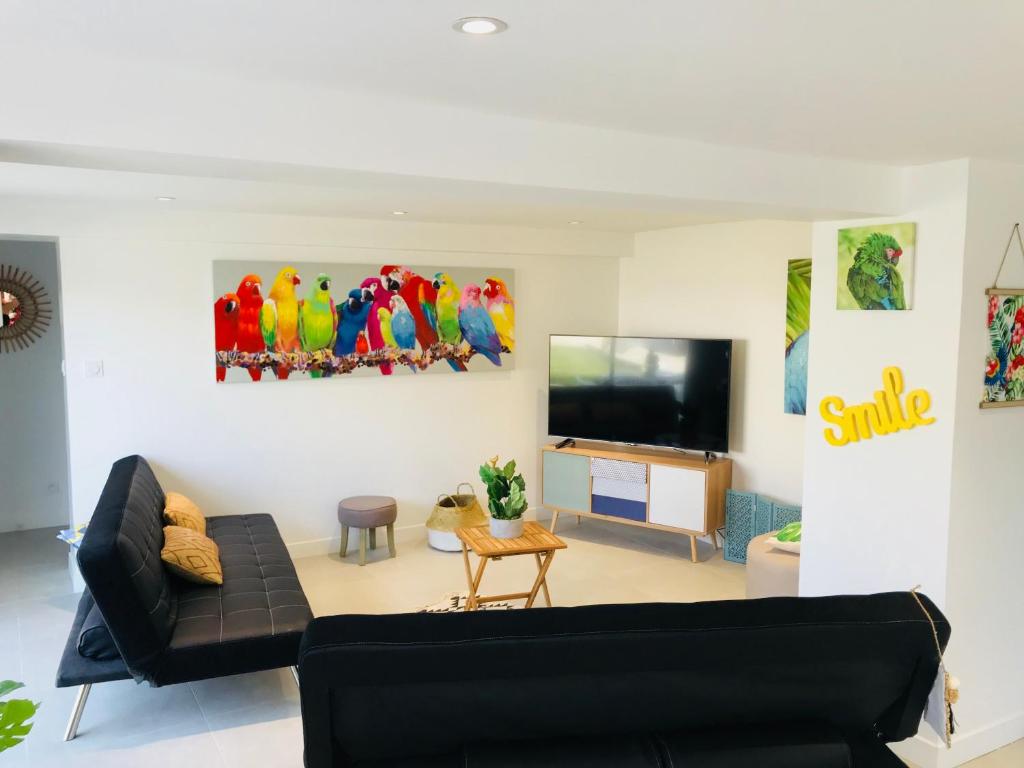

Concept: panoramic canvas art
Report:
left=212, top=261, right=515, bottom=382
left=784, top=258, right=812, bottom=414
left=836, top=222, right=916, bottom=310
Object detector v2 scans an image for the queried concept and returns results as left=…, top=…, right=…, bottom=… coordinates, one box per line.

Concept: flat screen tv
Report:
left=548, top=335, right=732, bottom=453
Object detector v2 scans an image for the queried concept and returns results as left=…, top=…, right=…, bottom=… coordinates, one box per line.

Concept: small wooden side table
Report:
left=456, top=522, right=567, bottom=611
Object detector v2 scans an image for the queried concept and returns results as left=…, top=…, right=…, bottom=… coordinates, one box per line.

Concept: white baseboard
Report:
left=893, top=711, right=1024, bottom=767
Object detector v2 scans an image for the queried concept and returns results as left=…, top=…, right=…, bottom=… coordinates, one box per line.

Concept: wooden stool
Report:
left=337, top=496, right=397, bottom=566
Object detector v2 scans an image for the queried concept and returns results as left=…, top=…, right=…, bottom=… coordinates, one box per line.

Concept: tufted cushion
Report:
left=149, top=513, right=312, bottom=686
left=161, top=525, right=223, bottom=585
left=77, top=456, right=177, bottom=678
left=338, top=495, right=397, bottom=528
left=163, top=491, right=206, bottom=534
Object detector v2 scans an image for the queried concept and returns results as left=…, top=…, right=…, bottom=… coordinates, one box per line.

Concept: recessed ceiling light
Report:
left=155, top=196, right=176, bottom=202
left=568, top=220, right=583, bottom=225
left=452, top=17, right=508, bottom=35
left=392, top=210, right=407, bottom=216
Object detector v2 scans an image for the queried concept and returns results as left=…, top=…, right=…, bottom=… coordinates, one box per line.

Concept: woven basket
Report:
left=426, top=483, right=487, bottom=552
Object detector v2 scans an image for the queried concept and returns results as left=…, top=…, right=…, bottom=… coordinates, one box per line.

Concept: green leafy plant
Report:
left=0, top=681, right=39, bottom=754
left=478, top=456, right=527, bottom=520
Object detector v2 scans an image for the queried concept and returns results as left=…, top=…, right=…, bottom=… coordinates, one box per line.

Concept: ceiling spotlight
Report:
left=155, top=196, right=176, bottom=202
left=392, top=210, right=407, bottom=216
left=452, top=17, right=508, bottom=35
left=568, top=220, right=583, bottom=225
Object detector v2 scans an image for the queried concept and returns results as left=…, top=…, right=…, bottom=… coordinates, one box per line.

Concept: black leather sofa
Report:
left=56, top=455, right=313, bottom=739
left=298, top=592, right=949, bottom=767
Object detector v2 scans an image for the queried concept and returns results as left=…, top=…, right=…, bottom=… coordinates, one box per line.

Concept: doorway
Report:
left=0, top=237, right=71, bottom=598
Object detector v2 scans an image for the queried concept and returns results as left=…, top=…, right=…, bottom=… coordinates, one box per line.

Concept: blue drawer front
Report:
left=591, top=494, right=646, bottom=522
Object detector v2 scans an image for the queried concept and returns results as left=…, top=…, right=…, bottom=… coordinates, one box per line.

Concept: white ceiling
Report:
left=1, top=1, right=1020, bottom=228
left=5, top=0, right=1023, bottom=164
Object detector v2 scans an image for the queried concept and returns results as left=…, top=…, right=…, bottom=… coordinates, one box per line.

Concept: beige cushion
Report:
left=163, top=492, right=206, bottom=535
left=338, top=495, right=397, bottom=528
left=745, top=532, right=800, bottom=599
left=161, top=525, right=223, bottom=585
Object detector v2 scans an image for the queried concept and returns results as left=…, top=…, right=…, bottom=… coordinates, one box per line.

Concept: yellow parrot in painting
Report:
left=482, top=277, right=515, bottom=351
left=260, top=266, right=302, bottom=378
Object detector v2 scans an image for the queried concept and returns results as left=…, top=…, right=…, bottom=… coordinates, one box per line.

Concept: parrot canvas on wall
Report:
left=982, top=292, right=1024, bottom=407
left=212, top=261, right=515, bottom=382
left=784, top=258, right=812, bottom=415
left=836, top=222, right=916, bottom=311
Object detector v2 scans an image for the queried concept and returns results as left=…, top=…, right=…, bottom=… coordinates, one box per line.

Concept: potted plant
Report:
left=0, top=680, right=39, bottom=755
left=479, top=456, right=527, bottom=538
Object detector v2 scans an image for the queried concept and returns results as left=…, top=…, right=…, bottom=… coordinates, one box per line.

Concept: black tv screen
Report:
left=548, top=335, right=732, bottom=453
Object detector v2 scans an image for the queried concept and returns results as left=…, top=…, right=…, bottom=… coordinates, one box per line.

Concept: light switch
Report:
left=85, top=360, right=104, bottom=378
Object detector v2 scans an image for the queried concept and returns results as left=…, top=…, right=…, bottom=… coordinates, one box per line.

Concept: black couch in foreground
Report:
left=56, top=455, right=313, bottom=739
left=298, top=592, right=948, bottom=767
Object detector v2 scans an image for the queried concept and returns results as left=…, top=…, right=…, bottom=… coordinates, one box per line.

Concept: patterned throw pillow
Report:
left=163, top=492, right=206, bottom=535
left=161, top=525, right=223, bottom=585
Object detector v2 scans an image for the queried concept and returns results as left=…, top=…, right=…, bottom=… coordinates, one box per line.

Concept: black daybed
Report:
left=298, top=592, right=949, bottom=767
left=56, top=455, right=313, bottom=740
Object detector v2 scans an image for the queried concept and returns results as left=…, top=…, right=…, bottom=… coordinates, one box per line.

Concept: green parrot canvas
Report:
left=836, top=222, right=916, bottom=311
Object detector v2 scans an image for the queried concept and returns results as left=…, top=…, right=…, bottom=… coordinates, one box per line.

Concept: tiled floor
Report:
left=0, top=521, right=1019, bottom=766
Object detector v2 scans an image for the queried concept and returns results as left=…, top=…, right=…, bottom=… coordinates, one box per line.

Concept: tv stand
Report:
left=541, top=442, right=732, bottom=563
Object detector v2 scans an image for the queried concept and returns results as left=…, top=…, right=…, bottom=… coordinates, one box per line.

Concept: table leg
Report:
left=468, top=556, right=489, bottom=611
left=709, top=529, right=720, bottom=550
left=533, top=552, right=552, bottom=607
left=550, top=509, right=560, bottom=533
left=525, top=551, right=556, bottom=608
left=461, top=543, right=475, bottom=609
left=690, top=534, right=698, bottom=563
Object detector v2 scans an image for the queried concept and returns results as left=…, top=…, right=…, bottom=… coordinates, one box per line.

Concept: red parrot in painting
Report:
left=235, top=274, right=265, bottom=382
left=355, top=330, right=369, bottom=355
left=380, top=265, right=466, bottom=372
left=213, top=292, right=240, bottom=382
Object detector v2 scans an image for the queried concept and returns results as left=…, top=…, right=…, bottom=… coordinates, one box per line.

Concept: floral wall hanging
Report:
left=982, top=223, right=1024, bottom=408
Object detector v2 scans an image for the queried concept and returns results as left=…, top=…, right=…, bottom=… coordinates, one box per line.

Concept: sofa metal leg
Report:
left=339, top=525, right=349, bottom=558
left=63, top=683, right=92, bottom=742
left=290, top=666, right=300, bottom=687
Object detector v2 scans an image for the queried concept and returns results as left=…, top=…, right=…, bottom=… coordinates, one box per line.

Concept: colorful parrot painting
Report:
left=362, top=276, right=394, bottom=375
left=378, top=306, right=396, bottom=349
left=389, top=294, right=419, bottom=373
left=433, top=272, right=462, bottom=347
left=334, top=287, right=373, bottom=356
left=845, top=233, right=906, bottom=310
left=381, top=265, right=439, bottom=349
left=482, top=277, right=515, bottom=352
left=459, top=283, right=502, bottom=366
left=260, top=265, right=302, bottom=379
left=299, top=273, right=338, bottom=377
left=213, top=292, right=240, bottom=382
left=235, top=274, right=265, bottom=381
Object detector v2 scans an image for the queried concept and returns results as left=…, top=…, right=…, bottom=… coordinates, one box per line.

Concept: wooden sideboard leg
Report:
left=709, top=529, right=719, bottom=549
left=690, top=534, right=699, bottom=563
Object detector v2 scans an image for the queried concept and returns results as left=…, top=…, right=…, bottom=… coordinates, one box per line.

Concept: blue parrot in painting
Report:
left=335, top=287, right=373, bottom=356
left=389, top=295, right=417, bottom=351
left=458, top=283, right=503, bottom=367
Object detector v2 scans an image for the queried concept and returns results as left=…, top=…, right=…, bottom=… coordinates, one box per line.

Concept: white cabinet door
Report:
left=648, top=465, right=706, bottom=532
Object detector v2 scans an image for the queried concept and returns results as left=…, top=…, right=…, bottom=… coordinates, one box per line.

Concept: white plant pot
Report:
left=489, top=516, right=525, bottom=539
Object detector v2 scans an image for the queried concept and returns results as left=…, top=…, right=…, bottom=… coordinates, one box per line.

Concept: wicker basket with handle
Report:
left=426, top=483, right=487, bottom=551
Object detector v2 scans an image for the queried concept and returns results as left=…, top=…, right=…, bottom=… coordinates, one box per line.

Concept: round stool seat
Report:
left=338, top=496, right=397, bottom=528
left=745, top=532, right=800, bottom=599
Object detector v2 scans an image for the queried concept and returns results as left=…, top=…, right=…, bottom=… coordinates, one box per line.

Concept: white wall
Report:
left=0, top=238, right=70, bottom=532
left=939, top=160, right=1024, bottom=764
left=0, top=200, right=626, bottom=554
left=799, top=161, right=970, bottom=607
left=619, top=220, right=811, bottom=504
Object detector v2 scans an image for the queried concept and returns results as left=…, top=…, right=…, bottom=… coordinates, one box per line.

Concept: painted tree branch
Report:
left=215, top=342, right=510, bottom=375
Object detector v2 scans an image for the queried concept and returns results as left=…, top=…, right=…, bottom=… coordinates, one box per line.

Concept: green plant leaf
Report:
left=479, top=464, right=497, bottom=485
left=0, top=682, right=23, bottom=699
left=502, top=460, right=516, bottom=479
left=0, top=693, right=39, bottom=754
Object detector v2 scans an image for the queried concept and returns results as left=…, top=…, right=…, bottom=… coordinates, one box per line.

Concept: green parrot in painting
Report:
left=432, top=272, right=462, bottom=345
left=299, top=273, right=338, bottom=377
left=846, top=233, right=906, bottom=310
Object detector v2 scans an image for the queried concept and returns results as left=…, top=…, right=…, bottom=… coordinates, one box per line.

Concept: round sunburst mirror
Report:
left=0, top=264, right=52, bottom=353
